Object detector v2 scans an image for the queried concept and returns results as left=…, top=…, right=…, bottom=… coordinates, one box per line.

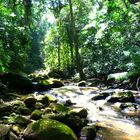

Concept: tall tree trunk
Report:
left=58, top=35, right=61, bottom=68
left=23, top=0, right=32, bottom=26
left=66, top=26, right=74, bottom=65
left=68, top=0, right=85, bottom=79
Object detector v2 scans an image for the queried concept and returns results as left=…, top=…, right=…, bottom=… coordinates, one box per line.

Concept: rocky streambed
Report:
left=0, top=85, right=140, bottom=140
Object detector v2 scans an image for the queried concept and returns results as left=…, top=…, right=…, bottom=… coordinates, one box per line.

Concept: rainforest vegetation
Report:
left=0, top=1, right=140, bottom=140
left=0, top=0, right=140, bottom=79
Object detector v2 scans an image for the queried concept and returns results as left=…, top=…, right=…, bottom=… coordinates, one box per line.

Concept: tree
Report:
left=68, top=0, right=85, bottom=79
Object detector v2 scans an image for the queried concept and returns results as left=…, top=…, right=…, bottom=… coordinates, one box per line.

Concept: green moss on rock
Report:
left=24, top=96, right=37, bottom=108
left=23, top=119, right=78, bottom=140
left=30, top=109, right=42, bottom=120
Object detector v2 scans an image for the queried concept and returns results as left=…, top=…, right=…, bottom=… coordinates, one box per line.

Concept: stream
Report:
left=40, top=86, right=140, bottom=140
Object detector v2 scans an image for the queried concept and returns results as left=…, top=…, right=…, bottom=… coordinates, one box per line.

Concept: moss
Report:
left=30, top=109, right=42, bottom=120
left=24, top=119, right=78, bottom=140
left=24, top=96, right=37, bottom=108
left=5, top=113, right=30, bottom=126
left=51, top=103, right=70, bottom=113
left=37, top=95, right=50, bottom=106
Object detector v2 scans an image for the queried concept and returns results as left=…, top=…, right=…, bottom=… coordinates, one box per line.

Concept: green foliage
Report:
left=1, top=0, right=140, bottom=77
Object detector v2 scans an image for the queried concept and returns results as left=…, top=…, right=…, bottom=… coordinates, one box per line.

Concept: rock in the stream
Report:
left=36, top=94, right=50, bottom=107
left=35, top=79, right=64, bottom=91
left=23, top=119, right=78, bottom=140
left=11, top=125, right=22, bottom=135
left=0, top=103, right=12, bottom=114
left=78, top=81, right=86, bottom=87
left=12, top=101, right=31, bottom=115
left=24, top=96, right=37, bottom=108
left=35, top=102, right=44, bottom=109
left=80, top=125, right=97, bottom=140
left=92, top=92, right=110, bottom=100
left=1, top=72, right=33, bottom=92
left=107, top=91, right=135, bottom=103
left=30, top=109, right=42, bottom=120
left=5, top=113, right=30, bottom=126
left=29, top=73, right=49, bottom=82
left=42, top=113, right=88, bottom=135
left=120, top=103, right=138, bottom=110
left=0, top=124, right=11, bottom=140
left=69, top=108, right=88, bottom=118
left=51, top=79, right=64, bottom=88
left=9, top=131, right=19, bottom=140
left=50, top=103, right=70, bottom=113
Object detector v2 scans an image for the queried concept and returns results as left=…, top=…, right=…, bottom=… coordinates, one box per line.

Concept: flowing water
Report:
left=41, top=86, right=140, bottom=140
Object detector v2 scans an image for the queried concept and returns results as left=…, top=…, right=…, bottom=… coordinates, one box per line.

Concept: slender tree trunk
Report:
left=66, top=26, right=74, bottom=65
left=68, top=0, right=85, bottom=79
left=58, top=35, right=61, bottom=68
left=23, top=0, right=32, bottom=26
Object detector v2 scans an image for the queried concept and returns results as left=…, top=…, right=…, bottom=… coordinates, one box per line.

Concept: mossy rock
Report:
left=42, top=113, right=88, bottom=135
left=11, top=125, right=22, bottom=135
left=24, top=96, right=37, bottom=108
left=0, top=103, right=12, bottom=117
left=45, top=94, right=57, bottom=103
left=78, top=81, right=86, bottom=87
left=50, top=103, right=70, bottom=113
left=107, top=92, right=135, bottom=103
left=39, top=79, right=53, bottom=85
left=35, top=102, right=44, bottom=109
left=69, top=108, right=88, bottom=118
left=119, top=102, right=138, bottom=112
left=0, top=103, right=12, bottom=113
left=12, top=101, right=31, bottom=115
left=35, top=79, right=53, bottom=91
left=36, top=95, right=50, bottom=107
left=80, top=125, right=97, bottom=140
left=5, top=113, right=30, bottom=126
left=92, top=92, right=110, bottom=100
left=51, top=79, right=64, bottom=88
left=9, top=131, right=19, bottom=140
left=1, top=72, right=33, bottom=92
left=30, top=109, right=42, bottom=120
left=0, top=124, right=11, bottom=140
left=29, top=73, right=49, bottom=82
left=23, top=119, right=78, bottom=140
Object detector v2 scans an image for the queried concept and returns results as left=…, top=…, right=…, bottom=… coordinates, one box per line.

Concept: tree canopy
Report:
left=0, top=0, right=140, bottom=79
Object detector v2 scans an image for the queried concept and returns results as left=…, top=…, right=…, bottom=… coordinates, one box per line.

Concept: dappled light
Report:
left=0, top=0, right=140, bottom=140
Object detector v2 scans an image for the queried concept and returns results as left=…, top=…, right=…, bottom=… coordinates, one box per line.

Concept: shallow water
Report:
left=42, top=86, right=140, bottom=140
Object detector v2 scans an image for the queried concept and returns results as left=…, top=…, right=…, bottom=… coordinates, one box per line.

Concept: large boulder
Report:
left=92, top=92, right=110, bottom=100
left=23, top=119, right=78, bottom=140
left=69, top=108, right=88, bottom=118
left=12, top=101, right=31, bottom=115
left=5, top=113, right=30, bottom=126
left=50, top=103, right=70, bottom=113
left=107, top=91, right=135, bottom=103
left=34, top=79, right=64, bottom=91
left=80, top=125, right=97, bottom=140
left=51, top=79, right=64, bottom=88
left=29, top=73, right=49, bottom=82
left=0, top=124, right=11, bottom=140
left=78, top=81, right=86, bottom=87
left=36, top=95, right=50, bottom=107
left=24, top=96, right=37, bottom=108
left=1, top=72, right=33, bottom=92
left=42, top=113, right=88, bottom=135
left=0, top=103, right=12, bottom=117
left=30, top=109, right=42, bottom=120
